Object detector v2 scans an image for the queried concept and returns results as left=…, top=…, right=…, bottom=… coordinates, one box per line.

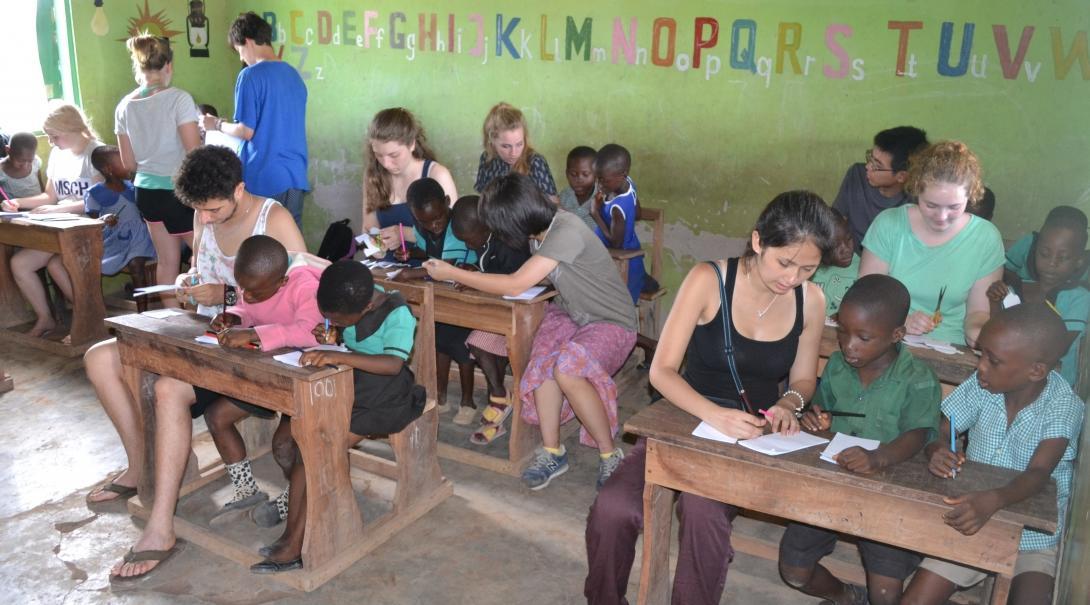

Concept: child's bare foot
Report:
left=28, top=319, right=56, bottom=338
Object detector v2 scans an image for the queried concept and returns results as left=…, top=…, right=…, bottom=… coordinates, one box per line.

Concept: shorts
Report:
left=135, top=187, right=195, bottom=235
left=917, top=546, right=1057, bottom=587
left=780, top=522, right=923, bottom=581
left=192, top=386, right=277, bottom=420
left=349, top=367, right=426, bottom=436
left=436, top=322, right=472, bottom=365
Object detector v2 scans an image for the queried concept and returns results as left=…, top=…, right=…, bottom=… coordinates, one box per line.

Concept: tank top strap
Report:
left=421, top=159, right=433, bottom=178
left=253, top=197, right=277, bottom=236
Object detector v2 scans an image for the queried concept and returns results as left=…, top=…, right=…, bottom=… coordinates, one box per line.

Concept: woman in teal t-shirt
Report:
left=860, top=141, right=1004, bottom=347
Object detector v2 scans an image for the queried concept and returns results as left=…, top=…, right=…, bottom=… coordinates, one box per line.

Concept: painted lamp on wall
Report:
left=91, top=0, right=109, bottom=36
left=187, top=0, right=209, bottom=58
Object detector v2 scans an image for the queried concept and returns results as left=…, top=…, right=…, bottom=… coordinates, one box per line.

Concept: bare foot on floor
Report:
left=28, top=319, right=56, bottom=338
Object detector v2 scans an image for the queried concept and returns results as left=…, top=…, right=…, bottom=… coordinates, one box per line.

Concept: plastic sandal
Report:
left=469, top=421, right=508, bottom=445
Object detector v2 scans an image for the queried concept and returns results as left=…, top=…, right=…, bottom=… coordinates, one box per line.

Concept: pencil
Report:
left=949, top=412, right=958, bottom=478
left=827, top=411, right=866, bottom=418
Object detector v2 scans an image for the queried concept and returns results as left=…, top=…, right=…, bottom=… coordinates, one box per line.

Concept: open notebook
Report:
left=737, top=431, right=829, bottom=456
left=819, top=432, right=880, bottom=464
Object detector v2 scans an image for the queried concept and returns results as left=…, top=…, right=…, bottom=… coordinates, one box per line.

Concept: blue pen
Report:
left=324, top=318, right=330, bottom=332
left=949, top=412, right=958, bottom=478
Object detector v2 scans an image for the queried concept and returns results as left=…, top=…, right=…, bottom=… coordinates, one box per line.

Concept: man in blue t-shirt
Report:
left=201, top=12, right=308, bottom=228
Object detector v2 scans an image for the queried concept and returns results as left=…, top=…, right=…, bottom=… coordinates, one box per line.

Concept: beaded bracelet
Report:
left=782, top=389, right=806, bottom=417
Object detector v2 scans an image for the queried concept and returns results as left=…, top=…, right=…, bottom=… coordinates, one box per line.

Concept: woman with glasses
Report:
left=833, top=126, right=929, bottom=252
left=859, top=141, right=1004, bottom=347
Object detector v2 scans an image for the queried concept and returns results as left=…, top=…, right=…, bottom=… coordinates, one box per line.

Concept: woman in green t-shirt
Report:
left=859, top=141, right=1004, bottom=347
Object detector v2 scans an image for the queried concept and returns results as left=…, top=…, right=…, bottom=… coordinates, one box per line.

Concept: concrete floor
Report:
left=0, top=345, right=831, bottom=604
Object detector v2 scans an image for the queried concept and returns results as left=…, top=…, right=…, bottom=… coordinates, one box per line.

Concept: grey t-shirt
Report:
left=534, top=211, right=637, bottom=331
left=833, top=162, right=910, bottom=253
left=0, top=155, right=42, bottom=198
left=114, top=86, right=198, bottom=183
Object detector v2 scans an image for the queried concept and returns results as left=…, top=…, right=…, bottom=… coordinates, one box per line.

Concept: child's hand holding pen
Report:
left=218, top=328, right=259, bottom=349
left=799, top=403, right=832, bottom=432
left=300, top=350, right=343, bottom=368
left=312, top=320, right=338, bottom=345
left=209, top=313, right=241, bottom=333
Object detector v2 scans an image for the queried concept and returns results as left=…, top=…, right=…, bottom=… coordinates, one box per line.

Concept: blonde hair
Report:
left=906, top=140, right=985, bottom=204
left=481, top=102, right=536, bottom=175
left=364, top=108, right=436, bottom=213
left=42, top=102, right=99, bottom=141
left=126, top=33, right=173, bottom=84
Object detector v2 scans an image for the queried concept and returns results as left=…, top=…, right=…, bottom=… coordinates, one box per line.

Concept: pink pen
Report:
left=0, top=185, right=10, bottom=201
left=759, top=409, right=774, bottom=420
left=398, top=223, right=406, bottom=254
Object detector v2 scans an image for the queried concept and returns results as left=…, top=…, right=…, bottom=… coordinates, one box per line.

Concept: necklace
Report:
left=746, top=259, right=781, bottom=318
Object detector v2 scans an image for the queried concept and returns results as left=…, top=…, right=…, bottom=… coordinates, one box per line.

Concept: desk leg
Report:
left=294, top=373, right=364, bottom=570
left=0, top=243, right=33, bottom=328
left=638, top=481, right=673, bottom=605
left=57, top=230, right=106, bottom=345
left=507, top=303, right=546, bottom=470
left=989, top=574, right=1012, bottom=605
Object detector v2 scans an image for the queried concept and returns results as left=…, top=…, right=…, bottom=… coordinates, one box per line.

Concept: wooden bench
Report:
left=108, top=283, right=451, bottom=591
left=636, top=206, right=667, bottom=339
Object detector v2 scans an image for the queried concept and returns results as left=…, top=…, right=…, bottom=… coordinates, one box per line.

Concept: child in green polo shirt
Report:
left=904, top=303, right=1084, bottom=605
left=779, top=274, right=941, bottom=605
left=249, top=260, right=426, bottom=574
left=810, top=209, right=860, bottom=317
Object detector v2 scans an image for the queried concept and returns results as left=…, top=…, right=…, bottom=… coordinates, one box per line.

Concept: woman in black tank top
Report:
left=585, top=191, right=837, bottom=605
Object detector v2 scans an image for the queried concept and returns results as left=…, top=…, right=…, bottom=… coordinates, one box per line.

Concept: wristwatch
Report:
left=224, top=285, right=238, bottom=306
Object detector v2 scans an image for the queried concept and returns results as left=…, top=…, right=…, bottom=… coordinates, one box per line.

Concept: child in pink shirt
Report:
left=201, top=235, right=326, bottom=521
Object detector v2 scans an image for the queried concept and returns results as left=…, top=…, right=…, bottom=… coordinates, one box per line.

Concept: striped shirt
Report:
left=942, top=371, right=1085, bottom=550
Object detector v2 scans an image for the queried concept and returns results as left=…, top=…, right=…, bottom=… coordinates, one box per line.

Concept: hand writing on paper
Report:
left=311, top=323, right=338, bottom=345
left=766, top=402, right=800, bottom=435
left=218, top=328, right=258, bottom=349
left=942, top=490, right=1002, bottom=535
left=422, top=259, right=455, bottom=282
left=800, top=403, right=832, bottom=432
left=706, top=407, right=765, bottom=441
left=927, top=445, right=965, bottom=479
left=209, top=313, right=241, bottom=333
left=299, top=350, right=344, bottom=368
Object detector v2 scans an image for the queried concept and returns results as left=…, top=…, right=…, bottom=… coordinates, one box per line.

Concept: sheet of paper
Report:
left=354, top=232, right=384, bottom=258
left=819, top=432, right=881, bottom=464
left=24, top=213, right=83, bottom=221
left=274, top=344, right=349, bottom=367
left=133, top=284, right=178, bottom=296
left=503, top=286, right=547, bottom=301
left=204, top=129, right=243, bottom=152
left=737, top=431, right=829, bottom=456
left=0, top=211, right=28, bottom=218
left=194, top=334, right=219, bottom=345
left=385, top=269, right=402, bottom=280
left=902, top=334, right=961, bottom=355
left=824, top=316, right=839, bottom=327
left=1002, top=291, right=1022, bottom=309
left=142, top=308, right=184, bottom=319
left=691, top=421, right=738, bottom=444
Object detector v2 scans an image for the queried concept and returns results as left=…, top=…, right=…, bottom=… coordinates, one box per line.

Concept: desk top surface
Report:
left=0, top=215, right=103, bottom=231
left=625, top=401, right=1057, bottom=533
left=820, top=325, right=978, bottom=385
left=373, top=272, right=557, bottom=305
left=106, top=312, right=344, bottom=381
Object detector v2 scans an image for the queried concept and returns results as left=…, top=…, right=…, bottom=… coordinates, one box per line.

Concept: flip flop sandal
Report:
left=469, top=421, right=508, bottom=446
left=452, top=405, right=478, bottom=426
left=110, top=540, right=187, bottom=582
left=86, top=481, right=138, bottom=506
left=479, top=400, right=513, bottom=426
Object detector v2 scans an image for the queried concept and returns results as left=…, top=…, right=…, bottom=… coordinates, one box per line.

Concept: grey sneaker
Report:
left=596, top=448, right=625, bottom=490
left=521, top=448, right=569, bottom=490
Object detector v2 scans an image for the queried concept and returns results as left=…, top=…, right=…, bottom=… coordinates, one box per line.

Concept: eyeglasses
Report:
left=865, top=149, right=895, bottom=172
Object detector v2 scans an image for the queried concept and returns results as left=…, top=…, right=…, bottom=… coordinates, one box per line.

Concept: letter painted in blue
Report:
left=496, top=14, right=521, bottom=58
left=731, top=19, right=757, bottom=72
left=937, top=22, right=975, bottom=77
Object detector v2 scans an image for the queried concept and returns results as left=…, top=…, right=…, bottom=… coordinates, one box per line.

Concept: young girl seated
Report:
left=448, top=195, right=531, bottom=433
left=592, top=143, right=646, bottom=304
left=423, top=173, right=637, bottom=490
left=0, top=132, right=44, bottom=199
left=85, top=145, right=157, bottom=276
left=987, top=205, right=1088, bottom=387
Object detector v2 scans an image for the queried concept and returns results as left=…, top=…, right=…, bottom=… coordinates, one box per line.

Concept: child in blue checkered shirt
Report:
left=903, top=303, right=1085, bottom=605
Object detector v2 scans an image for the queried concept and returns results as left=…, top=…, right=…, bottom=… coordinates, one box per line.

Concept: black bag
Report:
left=317, top=218, right=358, bottom=262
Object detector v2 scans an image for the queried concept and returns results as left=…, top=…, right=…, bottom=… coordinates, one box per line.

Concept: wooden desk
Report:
left=820, top=325, right=978, bottom=392
left=107, top=311, right=451, bottom=591
left=627, top=402, right=1056, bottom=605
left=375, top=273, right=556, bottom=476
left=0, top=216, right=106, bottom=355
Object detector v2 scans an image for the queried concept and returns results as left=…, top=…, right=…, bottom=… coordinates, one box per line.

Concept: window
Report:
left=0, top=0, right=78, bottom=133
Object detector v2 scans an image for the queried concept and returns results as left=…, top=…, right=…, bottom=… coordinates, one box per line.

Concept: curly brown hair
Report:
left=363, top=108, right=436, bottom=214
left=905, top=141, right=984, bottom=204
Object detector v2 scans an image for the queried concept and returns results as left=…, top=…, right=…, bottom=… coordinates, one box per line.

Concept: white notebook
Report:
left=273, top=344, right=350, bottom=367
left=503, top=286, right=546, bottom=301
left=737, top=431, right=829, bottom=456
left=819, top=432, right=880, bottom=464
left=691, top=421, right=738, bottom=444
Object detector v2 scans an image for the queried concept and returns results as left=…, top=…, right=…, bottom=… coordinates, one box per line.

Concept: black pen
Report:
left=827, top=411, right=866, bottom=418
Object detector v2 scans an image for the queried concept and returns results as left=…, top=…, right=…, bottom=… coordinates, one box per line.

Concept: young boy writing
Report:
left=833, top=126, right=928, bottom=252
left=810, top=210, right=860, bottom=317
left=252, top=260, right=425, bottom=573
left=903, top=303, right=1085, bottom=605
left=200, top=234, right=325, bottom=524
left=0, top=132, right=44, bottom=199
left=592, top=143, right=646, bottom=303
left=393, top=178, right=477, bottom=416
left=449, top=195, right=531, bottom=432
left=558, top=145, right=597, bottom=231
left=85, top=145, right=156, bottom=277
left=781, top=274, right=941, bottom=605
left=988, top=206, right=1088, bottom=387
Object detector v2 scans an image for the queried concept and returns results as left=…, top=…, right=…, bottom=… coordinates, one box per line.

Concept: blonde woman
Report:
left=474, top=102, right=558, bottom=203
left=362, top=108, right=457, bottom=255
left=3, top=103, right=102, bottom=337
left=115, top=33, right=201, bottom=302
left=859, top=141, right=1004, bottom=347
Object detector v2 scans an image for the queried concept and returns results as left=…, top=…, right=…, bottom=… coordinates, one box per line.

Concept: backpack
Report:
left=317, top=218, right=357, bottom=262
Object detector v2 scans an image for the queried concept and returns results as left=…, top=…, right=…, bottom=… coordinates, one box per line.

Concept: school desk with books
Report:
left=629, top=401, right=1057, bottom=605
